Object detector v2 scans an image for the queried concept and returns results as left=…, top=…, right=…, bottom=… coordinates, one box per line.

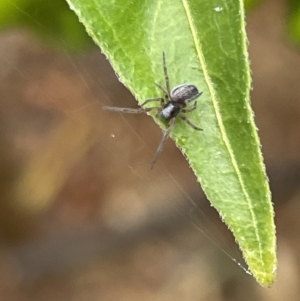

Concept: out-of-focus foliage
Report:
left=1, top=0, right=300, bottom=49
left=244, top=0, right=262, bottom=10
left=288, top=0, right=300, bottom=46
left=0, top=0, right=93, bottom=50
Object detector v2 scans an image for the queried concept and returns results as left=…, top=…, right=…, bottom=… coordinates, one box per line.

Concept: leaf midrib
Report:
left=181, top=0, right=265, bottom=272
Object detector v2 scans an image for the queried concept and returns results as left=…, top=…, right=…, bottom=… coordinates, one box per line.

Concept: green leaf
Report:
left=65, top=0, right=276, bottom=286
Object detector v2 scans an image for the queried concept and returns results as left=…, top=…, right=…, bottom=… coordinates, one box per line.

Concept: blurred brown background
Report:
left=0, top=0, right=300, bottom=300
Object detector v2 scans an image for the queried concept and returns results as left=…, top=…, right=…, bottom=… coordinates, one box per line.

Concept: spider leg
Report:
left=103, top=106, right=159, bottom=114
left=162, top=52, right=171, bottom=97
left=179, top=114, right=203, bottom=131
left=181, top=101, right=197, bottom=113
left=140, top=97, right=164, bottom=107
left=144, top=107, right=161, bottom=113
left=150, top=118, right=176, bottom=169
left=155, top=83, right=169, bottom=102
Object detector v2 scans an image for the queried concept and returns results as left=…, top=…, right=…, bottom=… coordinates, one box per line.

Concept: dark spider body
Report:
left=103, top=53, right=203, bottom=168
left=160, top=101, right=181, bottom=119
left=160, top=84, right=201, bottom=120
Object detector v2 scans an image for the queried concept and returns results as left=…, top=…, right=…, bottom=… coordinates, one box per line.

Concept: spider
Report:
left=103, top=52, right=203, bottom=169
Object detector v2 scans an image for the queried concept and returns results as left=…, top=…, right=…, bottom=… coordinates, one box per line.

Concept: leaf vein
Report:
left=181, top=0, right=265, bottom=272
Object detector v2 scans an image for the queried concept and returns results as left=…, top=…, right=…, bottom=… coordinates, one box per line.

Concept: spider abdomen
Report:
left=171, top=84, right=200, bottom=104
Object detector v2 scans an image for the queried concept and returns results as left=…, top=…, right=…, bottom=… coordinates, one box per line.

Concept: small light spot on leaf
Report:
left=214, top=6, right=223, bottom=12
